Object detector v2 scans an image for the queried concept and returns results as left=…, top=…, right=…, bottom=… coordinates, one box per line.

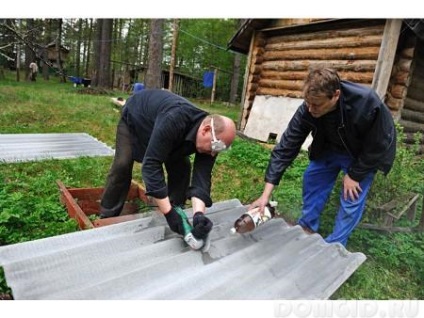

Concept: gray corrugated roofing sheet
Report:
left=0, top=199, right=366, bottom=300
left=0, top=133, right=114, bottom=163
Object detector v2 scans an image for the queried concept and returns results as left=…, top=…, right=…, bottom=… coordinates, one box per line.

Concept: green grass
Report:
left=1, top=71, right=424, bottom=299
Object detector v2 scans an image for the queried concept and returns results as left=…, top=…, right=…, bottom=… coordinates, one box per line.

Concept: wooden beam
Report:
left=372, top=19, right=403, bottom=99
left=418, top=194, right=424, bottom=231
left=239, top=31, right=258, bottom=130
left=168, top=19, right=179, bottom=92
left=56, top=180, right=94, bottom=230
left=210, top=68, right=218, bottom=104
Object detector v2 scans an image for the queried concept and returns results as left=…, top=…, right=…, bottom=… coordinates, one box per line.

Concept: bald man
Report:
left=100, top=89, right=236, bottom=249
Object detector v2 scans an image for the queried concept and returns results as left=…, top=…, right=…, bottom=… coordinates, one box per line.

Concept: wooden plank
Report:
left=404, top=132, right=424, bottom=144
left=389, top=84, right=408, bottom=99
left=256, top=87, right=301, bottom=98
left=127, top=183, right=139, bottom=200
left=404, top=97, right=424, bottom=113
left=77, top=200, right=101, bottom=215
left=372, top=19, right=403, bottom=99
left=266, top=35, right=383, bottom=51
left=68, top=187, right=104, bottom=200
left=92, top=213, right=147, bottom=228
left=401, top=108, right=424, bottom=124
left=240, top=31, right=261, bottom=131
left=263, top=47, right=380, bottom=61
left=261, top=70, right=374, bottom=84
left=56, top=180, right=94, bottom=230
left=418, top=195, right=424, bottom=231
left=266, top=24, right=385, bottom=45
left=407, top=85, right=424, bottom=102
left=386, top=193, right=420, bottom=219
left=78, top=200, right=139, bottom=216
left=262, top=59, right=377, bottom=72
left=130, top=180, right=149, bottom=203
left=57, top=179, right=150, bottom=230
left=261, top=70, right=308, bottom=80
left=359, top=223, right=415, bottom=233
left=258, top=79, right=303, bottom=91
left=386, top=93, right=403, bottom=111
left=399, top=119, right=424, bottom=133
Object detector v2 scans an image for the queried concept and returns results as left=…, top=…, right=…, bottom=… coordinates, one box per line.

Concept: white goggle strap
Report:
left=210, top=117, right=227, bottom=152
left=211, top=117, right=217, bottom=142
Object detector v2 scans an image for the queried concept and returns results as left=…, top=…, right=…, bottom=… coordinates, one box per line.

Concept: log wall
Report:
left=399, top=39, right=424, bottom=152
left=240, top=21, right=386, bottom=130
left=240, top=32, right=267, bottom=129
left=386, top=29, right=417, bottom=117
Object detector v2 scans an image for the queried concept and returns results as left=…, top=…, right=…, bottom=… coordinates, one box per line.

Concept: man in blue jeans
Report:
left=250, top=67, right=396, bottom=246
left=100, top=89, right=236, bottom=249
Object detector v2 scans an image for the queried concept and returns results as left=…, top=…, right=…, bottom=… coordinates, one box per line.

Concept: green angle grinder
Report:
left=174, top=206, right=211, bottom=252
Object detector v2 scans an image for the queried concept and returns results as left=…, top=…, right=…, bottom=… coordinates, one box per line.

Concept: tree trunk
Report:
left=25, top=19, right=36, bottom=81
left=16, top=20, right=21, bottom=82
left=169, top=19, right=179, bottom=92
left=84, top=18, right=93, bottom=78
left=75, top=18, right=83, bottom=77
left=142, top=20, right=149, bottom=67
left=92, top=19, right=102, bottom=86
left=55, top=19, right=66, bottom=83
left=229, top=53, right=241, bottom=104
left=97, top=19, right=113, bottom=88
left=0, top=19, right=15, bottom=69
left=145, top=19, right=164, bottom=89
left=229, top=19, right=244, bottom=105
left=42, top=19, right=53, bottom=80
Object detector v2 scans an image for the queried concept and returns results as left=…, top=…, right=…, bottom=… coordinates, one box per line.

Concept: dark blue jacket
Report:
left=122, top=89, right=214, bottom=206
left=265, top=81, right=396, bottom=184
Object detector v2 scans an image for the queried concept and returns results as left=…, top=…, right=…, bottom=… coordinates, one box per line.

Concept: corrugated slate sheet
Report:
left=0, top=133, right=114, bottom=163
left=0, top=199, right=366, bottom=300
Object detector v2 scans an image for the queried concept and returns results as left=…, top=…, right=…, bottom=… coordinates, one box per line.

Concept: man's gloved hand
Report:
left=164, top=207, right=185, bottom=236
left=191, top=212, right=213, bottom=239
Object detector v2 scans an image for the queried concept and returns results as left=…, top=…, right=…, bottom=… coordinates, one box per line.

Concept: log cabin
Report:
left=228, top=19, right=424, bottom=152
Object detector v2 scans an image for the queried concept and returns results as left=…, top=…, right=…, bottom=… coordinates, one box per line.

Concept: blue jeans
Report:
left=297, top=151, right=375, bottom=246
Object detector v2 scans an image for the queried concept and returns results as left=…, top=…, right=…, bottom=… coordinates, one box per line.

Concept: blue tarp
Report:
left=68, top=76, right=91, bottom=87
left=68, top=76, right=83, bottom=85
left=203, top=71, right=214, bottom=88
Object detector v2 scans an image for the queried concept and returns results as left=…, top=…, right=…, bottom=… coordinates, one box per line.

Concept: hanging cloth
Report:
left=203, top=71, right=214, bottom=88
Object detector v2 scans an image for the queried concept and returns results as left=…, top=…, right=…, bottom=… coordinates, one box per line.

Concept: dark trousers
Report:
left=100, top=118, right=190, bottom=218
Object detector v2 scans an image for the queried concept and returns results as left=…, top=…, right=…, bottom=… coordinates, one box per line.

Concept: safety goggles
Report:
left=211, top=117, right=227, bottom=153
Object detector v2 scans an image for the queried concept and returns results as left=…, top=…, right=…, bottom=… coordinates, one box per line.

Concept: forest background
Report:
left=0, top=18, right=245, bottom=104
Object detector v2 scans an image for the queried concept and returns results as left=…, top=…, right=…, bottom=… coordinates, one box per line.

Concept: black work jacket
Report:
left=122, top=89, right=214, bottom=206
left=265, top=81, right=396, bottom=184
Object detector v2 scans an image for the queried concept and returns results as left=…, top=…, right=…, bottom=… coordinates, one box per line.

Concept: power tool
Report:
left=174, top=206, right=210, bottom=252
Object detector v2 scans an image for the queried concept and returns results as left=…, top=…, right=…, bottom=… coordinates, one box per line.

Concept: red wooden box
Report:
left=57, top=179, right=150, bottom=229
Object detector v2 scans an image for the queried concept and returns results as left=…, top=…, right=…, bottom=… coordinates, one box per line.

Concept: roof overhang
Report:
left=227, top=19, right=387, bottom=54
left=404, top=19, right=424, bottom=40
left=228, top=18, right=424, bottom=55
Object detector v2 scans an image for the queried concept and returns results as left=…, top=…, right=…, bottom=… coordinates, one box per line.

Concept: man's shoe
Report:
left=299, top=225, right=315, bottom=235
left=99, top=211, right=121, bottom=219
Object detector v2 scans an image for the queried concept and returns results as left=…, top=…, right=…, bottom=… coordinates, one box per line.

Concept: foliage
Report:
left=372, top=125, right=420, bottom=197
left=363, top=124, right=424, bottom=223
left=1, top=18, right=245, bottom=101
left=0, top=168, right=79, bottom=245
left=177, top=19, right=244, bottom=100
